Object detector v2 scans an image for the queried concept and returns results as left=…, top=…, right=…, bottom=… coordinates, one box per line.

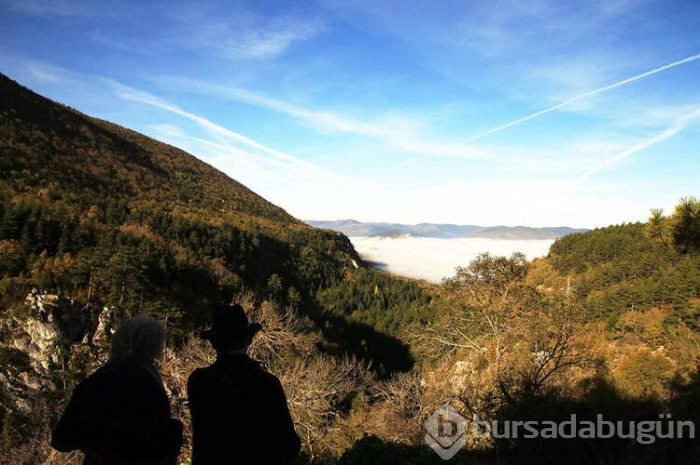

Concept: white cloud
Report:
left=217, top=49, right=700, bottom=174
left=110, top=81, right=341, bottom=180
left=460, top=53, right=700, bottom=143
left=220, top=19, right=324, bottom=60
left=578, top=108, right=700, bottom=181
left=25, top=63, right=60, bottom=82
left=150, top=124, right=269, bottom=166
left=153, top=77, right=489, bottom=160
left=3, top=0, right=108, bottom=17
left=350, top=236, right=554, bottom=282
left=166, top=9, right=325, bottom=61
left=485, top=140, right=630, bottom=175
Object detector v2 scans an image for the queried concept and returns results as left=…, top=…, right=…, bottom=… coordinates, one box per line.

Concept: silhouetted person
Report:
left=188, top=304, right=301, bottom=465
left=52, top=316, right=183, bottom=465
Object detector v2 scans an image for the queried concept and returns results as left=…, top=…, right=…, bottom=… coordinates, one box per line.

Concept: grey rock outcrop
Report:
left=92, top=306, right=115, bottom=348
left=13, top=291, right=63, bottom=371
left=0, top=290, right=104, bottom=416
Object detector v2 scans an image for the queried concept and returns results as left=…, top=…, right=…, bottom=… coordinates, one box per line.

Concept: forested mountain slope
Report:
left=0, top=73, right=361, bottom=331
left=0, top=74, right=440, bottom=464
left=528, top=203, right=700, bottom=328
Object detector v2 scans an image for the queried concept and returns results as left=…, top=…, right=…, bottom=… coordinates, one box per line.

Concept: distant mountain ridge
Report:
left=306, top=219, right=588, bottom=240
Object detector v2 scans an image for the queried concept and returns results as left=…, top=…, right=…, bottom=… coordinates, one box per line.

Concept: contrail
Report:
left=578, top=107, right=700, bottom=182
left=388, top=53, right=700, bottom=172
left=464, top=53, right=700, bottom=143
left=110, top=81, right=343, bottom=180
left=152, top=125, right=307, bottom=173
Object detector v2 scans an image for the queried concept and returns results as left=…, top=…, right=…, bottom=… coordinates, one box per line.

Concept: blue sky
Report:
left=1, top=0, right=699, bottom=227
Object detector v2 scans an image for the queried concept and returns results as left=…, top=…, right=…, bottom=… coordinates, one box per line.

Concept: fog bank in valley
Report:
left=350, top=236, right=555, bottom=283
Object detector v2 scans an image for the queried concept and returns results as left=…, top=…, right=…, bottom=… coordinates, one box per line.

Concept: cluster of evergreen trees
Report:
left=644, top=197, right=700, bottom=252
left=547, top=197, right=700, bottom=327
left=0, top=191, right=366, bottom=334
left=317, top=268, right=435, bottom=334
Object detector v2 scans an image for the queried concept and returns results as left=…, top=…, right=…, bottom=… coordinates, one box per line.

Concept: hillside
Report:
left=0, top=73, right=364, bottom=330
left=3, top=73, right=699, bottom=465
left=0, top=76, right=446, bottom=465
left=0, top=76, right=294, bottom=224
left=528, top=212, right=700, bottom=327
left=0, top=73, right=440, bottom=374
left=307, top=219, right=587, bottom=239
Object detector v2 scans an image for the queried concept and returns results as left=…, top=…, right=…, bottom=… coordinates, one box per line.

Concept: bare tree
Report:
left=414, top=253, right=594, bottom=421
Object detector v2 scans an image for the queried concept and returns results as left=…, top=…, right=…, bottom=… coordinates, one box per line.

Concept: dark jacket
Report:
left=187, top=354, right=301, bottom=465
left=51, top=360, right=183, bottom=465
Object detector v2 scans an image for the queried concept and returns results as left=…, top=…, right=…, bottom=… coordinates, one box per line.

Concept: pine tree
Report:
left=645, top=208, right=668, bottom=245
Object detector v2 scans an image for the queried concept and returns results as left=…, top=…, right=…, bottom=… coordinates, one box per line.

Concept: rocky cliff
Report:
left=0, top=290, right=114, bottom=415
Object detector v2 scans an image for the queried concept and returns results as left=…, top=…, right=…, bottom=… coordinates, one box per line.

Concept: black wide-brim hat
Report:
left=200, top=304, right=263, bottom=346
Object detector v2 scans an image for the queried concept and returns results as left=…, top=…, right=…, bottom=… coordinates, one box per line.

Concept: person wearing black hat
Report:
left=187, top=304, right=301, bottom=465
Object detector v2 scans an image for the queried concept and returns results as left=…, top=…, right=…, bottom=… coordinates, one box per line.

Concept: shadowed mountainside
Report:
left=0, top=72, right=428, bottom=374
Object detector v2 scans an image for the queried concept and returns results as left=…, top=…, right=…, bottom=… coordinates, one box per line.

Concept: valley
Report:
left=348, top=235, right=554, bottom=282
left=1, top=73, right=699, bottom=465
